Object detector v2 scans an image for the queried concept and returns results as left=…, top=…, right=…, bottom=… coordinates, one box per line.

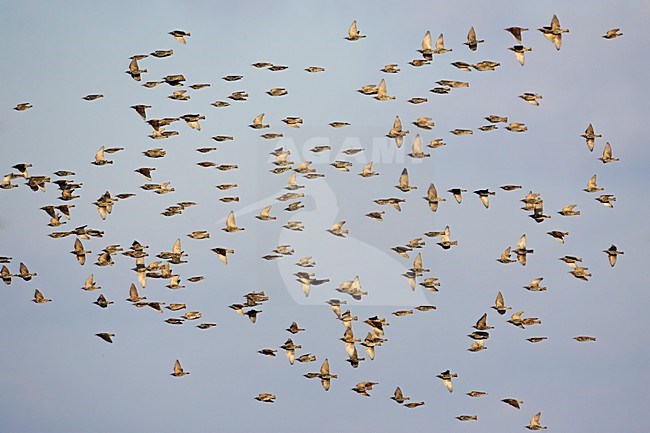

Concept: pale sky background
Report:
left=1, top=1, right=649, bottom=432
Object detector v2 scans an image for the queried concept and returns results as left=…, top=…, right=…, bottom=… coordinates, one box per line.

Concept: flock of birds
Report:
left=4, top=15, right=626, bottom=429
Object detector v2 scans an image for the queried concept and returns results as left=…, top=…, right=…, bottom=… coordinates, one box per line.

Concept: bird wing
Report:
left=253, top=113, right=265, bottom=126
left=287, top=171, right=297, bottom=186
left=129, top=57, right=139, bottom=72
left=186, top=120, right=200, bottom=131
left=412, top=134, right=423, bottom=153
left=608, top=254, right=617, bottom=267
left=403, top=272, right=416, bottom=290
left=377, top=79, right=387, bottom=98
left=260, top=205, right=271, bottom=217
left=467, top=26, right=477, bottom=44
left=413, top=252, right=422, bottom=270
left=172, top=238, right=181, bottom=254
left=435, top=33, right=446, bottom=50
left=74, top=237, right=84, bottom=253
left=275, top=152, right=289, bottom=165
left=514, top=50, right=525, bottom=66
left=320, top=358, right=330, bottom=375
left=551, top=15, right=560, bottom=30
left=427, top=183, right=438, bottom=201
left=41, top=206, right=56, bottom=218
left=603, top=142, right=612, bottom=159
left=344, top=342, right=356, bottom=358
left=295, top=161, right=311, bottom=172
left=509, top=27, right=523, bottom=44
left=496, top=291, right=505, bottom=307
left=440, top=225, right=450, bottom=240
left=552, top=33, right=562, bottom=50
left=517, top=235, right=527, bottom=250
left=137, top=268, right=147, bottom=287
left=226, top=211, right=237, bottom=229
left=361, top=162, right=373, bottom=176
left=398, top=168, right=410, bottom=189
left=134, top=105, right=146, bottom=119
left=365, top=345, right=375, bottom=360
left=587, top=174, right=597, bottom=189
left=530, top=412, right=542, bottom=427
left=129, top=283, right=139, bottom=299
left=285, top=348, right=295, bottom=364
left=95, top=146, right=106, bottom=162
left=422, top=31, right=432, bottom=50
left=393, top=116, right=403, bottom=131
left=351, top=276, right=361, bottom=292
left=299, top=279, right=311, bottom=297
left=215, top=249, right=228, bottom=265
left=517, top=253, right=527, bottom=266
left=348, top=20, right=358, bottom=37
left=321, top=378, right=331, bottom=391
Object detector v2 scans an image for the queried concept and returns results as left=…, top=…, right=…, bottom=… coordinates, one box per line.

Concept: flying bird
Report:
left=492, top=292, right=512, bottom=315
left=526, top=412, right=547, bottom=430
left=171, top=359, right=189, bottom=376
left=95, top=333, right=115, bottom=343
left=538, top=15, right=569, bottom=50
left=169, top=30, right=190, bottom=44
left=374, top=79, right=395, bottom=101
left=345, top=20, right=366, bottom=41
left=32, top=289, right=51, bottom=304
left=436, top=370, right=457, bottom=393
left=464, top=26, right=484, bottom=51
left=581, top=124, right=602, bottom=151
left=505, top=26, right=529, bottom=44
left=603, top=244, right=623, bottom=267
left=603, top=28, right=623, bottom=39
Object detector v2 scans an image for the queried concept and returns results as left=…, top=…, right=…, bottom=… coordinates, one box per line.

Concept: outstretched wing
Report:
left=516, top=234, right=527, bottom=250
left=320, top=358, right=330, bottom=375
left=172, top=238, right=181, bottom=254
left=551, top=15, right=560, bottom=30
left=226, top=211, right=237, bottom=229
left=95, top=146, right=106, bottom=162
left=435, top=33, right=445, bottom=49
left=411, top=134, right=422, bottom=153
left=348, top=20, right=358, bottom=38
left=422, top=31, right=432, bottom=50
left=377, top=79, right=387, bottom=98
left=399, top=169, right=409, bottom=189
left=253, top=113, right=265, bottom=126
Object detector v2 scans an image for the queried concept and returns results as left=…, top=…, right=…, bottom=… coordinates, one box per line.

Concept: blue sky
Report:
left=1, top=1, right=649, bottom=432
